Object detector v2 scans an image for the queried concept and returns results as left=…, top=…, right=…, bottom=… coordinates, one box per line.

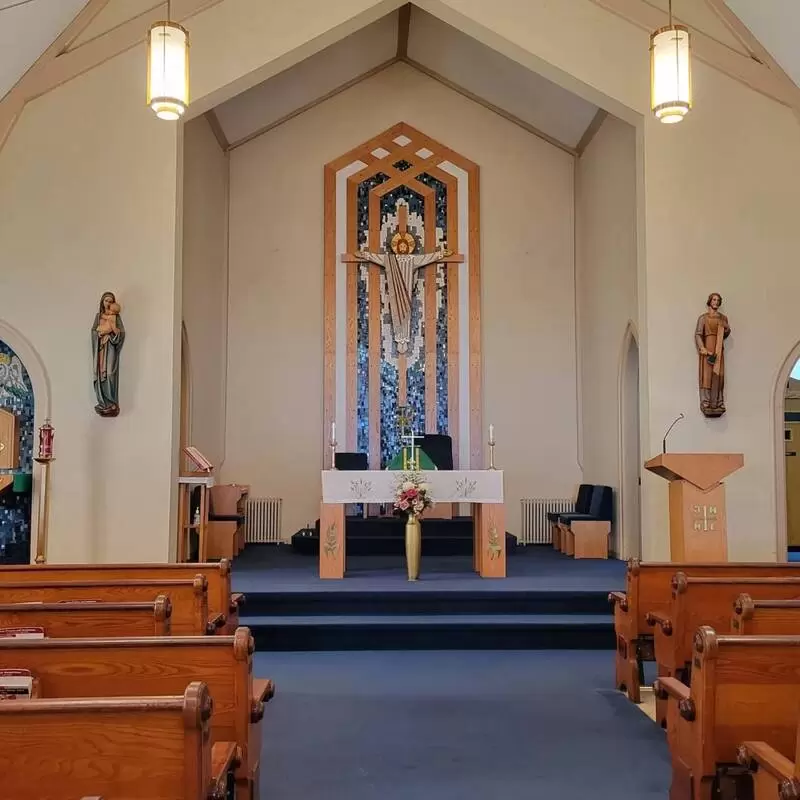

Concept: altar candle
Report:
left=489, top=424, right=495, bottom=443
left=331, top=421, right=336, bottom=445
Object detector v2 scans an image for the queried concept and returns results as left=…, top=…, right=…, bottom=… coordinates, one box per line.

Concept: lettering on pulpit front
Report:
left=692, top=504, right=718, bottom=532
left=324, top=522, right=340, bottom=557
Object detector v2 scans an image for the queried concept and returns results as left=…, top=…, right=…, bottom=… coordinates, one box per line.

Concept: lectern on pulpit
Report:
left=645, top=453, right=744, bottom=562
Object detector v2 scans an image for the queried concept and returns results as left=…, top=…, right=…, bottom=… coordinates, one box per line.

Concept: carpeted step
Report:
left=242, top=589, right=612, bottom=616
left=240, top=612, right=614, bottom=651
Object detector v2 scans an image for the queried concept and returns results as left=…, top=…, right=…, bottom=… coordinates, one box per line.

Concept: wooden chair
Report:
left=0, top=576, right=219, bottom=635
left=656, top=627, right=800, bottom=800
left=557, top=484, right=613, bottom=559
left=609, top=560, right=800, bottom=703
left=0, top=681, right=239, bottom=800
left=550, top=484, right=593, bottom=551
left=731, top=594, right=800, bottom=635
left=0, top=560, right=243, bottom=633
left=0, top=627, right=274, bottom=800
left=0, top=597, right=172, bottom=637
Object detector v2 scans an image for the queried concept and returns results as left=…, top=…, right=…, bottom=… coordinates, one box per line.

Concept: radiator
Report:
left=520, top=498, right=574, bottom=544
left=244, top=497, right=283, bottom=543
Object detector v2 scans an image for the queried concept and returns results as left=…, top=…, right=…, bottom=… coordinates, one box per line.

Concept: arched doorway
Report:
left=618, top=324, right=641, bottom=559
left=782, top=354, right=800, bottom=559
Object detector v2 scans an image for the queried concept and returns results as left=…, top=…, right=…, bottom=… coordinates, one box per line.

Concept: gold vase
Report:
left=405, top=513, right=421, bottom=581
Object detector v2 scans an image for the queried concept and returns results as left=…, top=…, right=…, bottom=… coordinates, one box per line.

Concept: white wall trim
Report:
left=0, top=318, right=52, bottom=564
left=772, top=341, right=800, bottom=561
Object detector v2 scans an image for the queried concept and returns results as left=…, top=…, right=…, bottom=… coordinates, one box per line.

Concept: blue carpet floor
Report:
left=256, top=650, right=670, bottom=799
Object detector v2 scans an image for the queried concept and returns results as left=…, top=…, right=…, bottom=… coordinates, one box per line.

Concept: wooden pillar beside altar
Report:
left=319, top=502, right=345, bottom=579
left=473, top=502, right=506, bottom=578
left=644, top=453, right=744, bottom=562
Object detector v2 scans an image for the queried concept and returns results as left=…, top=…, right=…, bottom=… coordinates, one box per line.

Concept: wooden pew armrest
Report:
left=739, top=741, right=795, bottom=781
left=654, top=677, right=695, bottom=721
left=251, top=678, right=276, bottom=723
left=646, top=611, right=672, bottom=635
left=210, top=741, right=241, bottom=800
left=230, top=592, right=246, bottom=613
left=206, top=612, right=226, bottom=634
left=608, top=591, right=628, bottom=611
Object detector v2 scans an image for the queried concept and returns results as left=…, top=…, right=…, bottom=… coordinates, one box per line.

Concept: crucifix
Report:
left=401, top=428, right=423, bottom=471
left=341, top=203, right=463, bottom=353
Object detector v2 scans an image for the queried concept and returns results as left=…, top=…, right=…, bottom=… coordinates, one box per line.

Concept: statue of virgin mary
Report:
left=91, top=291, right=125, bottom=417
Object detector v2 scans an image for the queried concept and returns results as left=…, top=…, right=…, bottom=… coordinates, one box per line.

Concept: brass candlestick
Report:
left=330, top=438, right=338, bottom=470
left=488, top=439, right=497, bottom=470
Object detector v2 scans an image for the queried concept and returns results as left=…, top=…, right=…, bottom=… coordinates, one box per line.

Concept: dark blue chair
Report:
left=549, top=483, right=593, bottom=549
left=557, top=485, right=614, bottom=559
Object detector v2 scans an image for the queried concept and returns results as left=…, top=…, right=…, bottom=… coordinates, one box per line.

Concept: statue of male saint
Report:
left=695, top=292, right=731, bottom=417
left=342, top=231, right=459, bottom=354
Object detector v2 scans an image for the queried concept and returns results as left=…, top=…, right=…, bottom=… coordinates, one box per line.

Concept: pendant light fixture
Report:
left=146, top=0, right=190, bottom=120
left=650, top=0, right=692, bottom=124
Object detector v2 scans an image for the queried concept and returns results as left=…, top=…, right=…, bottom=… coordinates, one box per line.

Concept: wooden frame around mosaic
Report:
left=323, top=122, right=482, bottom=470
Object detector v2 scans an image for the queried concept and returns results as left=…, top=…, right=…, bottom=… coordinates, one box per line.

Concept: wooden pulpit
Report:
left=645, top=453, right=744, bottom=562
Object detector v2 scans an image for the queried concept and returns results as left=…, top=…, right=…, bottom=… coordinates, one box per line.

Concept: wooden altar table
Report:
left=319, top=470, right=506, bottom=579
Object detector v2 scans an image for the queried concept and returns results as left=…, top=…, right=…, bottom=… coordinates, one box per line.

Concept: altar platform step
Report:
left=238, top=612, right=613, bottom=651
left=233, top=547, right=623, bottom=651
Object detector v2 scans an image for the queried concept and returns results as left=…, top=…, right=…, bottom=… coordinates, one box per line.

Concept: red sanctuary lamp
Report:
left=37, top=419, right=55, bottom=461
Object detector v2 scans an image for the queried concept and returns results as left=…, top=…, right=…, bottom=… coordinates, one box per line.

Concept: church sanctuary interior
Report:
left=2, top=0, right=800, bottom=798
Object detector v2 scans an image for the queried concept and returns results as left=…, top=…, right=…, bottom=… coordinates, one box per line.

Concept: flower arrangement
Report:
left=393, top=471, right=434, bottom=517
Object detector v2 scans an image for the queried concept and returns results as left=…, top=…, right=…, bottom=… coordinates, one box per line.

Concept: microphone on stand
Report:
left=662, top=413, right=685, bottom=454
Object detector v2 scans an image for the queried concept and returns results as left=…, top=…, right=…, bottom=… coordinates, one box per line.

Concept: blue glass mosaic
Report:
left=416, top=173, right=450, bottom=435
left=356, top=173, right=390, bottom=463
left=0, top=339, right=33, bottom=562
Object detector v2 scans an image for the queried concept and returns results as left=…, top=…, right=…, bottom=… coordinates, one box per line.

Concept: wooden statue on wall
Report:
left=91, top=291, right=125, bottom=417
left=695, top=292, right=730, bottom=418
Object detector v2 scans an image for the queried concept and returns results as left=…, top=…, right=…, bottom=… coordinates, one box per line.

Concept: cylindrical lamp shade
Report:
left=147, top=21, right=189, bottom=121
left=650, top=24, right=691, bottom=123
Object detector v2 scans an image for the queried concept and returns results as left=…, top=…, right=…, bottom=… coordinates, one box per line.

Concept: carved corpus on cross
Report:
left=341, top=203, right=463, bottom=354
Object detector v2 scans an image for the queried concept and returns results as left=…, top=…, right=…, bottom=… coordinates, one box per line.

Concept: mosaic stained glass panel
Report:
left=0, top=339, right=33, bottom=561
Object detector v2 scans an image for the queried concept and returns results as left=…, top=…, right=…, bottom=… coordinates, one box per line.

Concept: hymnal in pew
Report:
left=0, top=668, right=34, bottom=701
left=0, top=627, right=45, bottom=639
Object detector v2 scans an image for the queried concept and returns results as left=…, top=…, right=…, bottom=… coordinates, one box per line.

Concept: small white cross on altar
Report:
left=401, top=430, right=423, bottom=470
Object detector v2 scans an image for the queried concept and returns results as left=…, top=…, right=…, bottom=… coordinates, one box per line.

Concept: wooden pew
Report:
left=0, top=596, right=172, bottom=637
left=609, top=560, right=800, bottom=702
left=0, top=560, right=243, bottom=633
left=656, top=627, right=800, bottom=800
left=0, top=627, right=274, bottom=800
left=739, top=721, right=800, bottom=800
left=731, top=594, right=800, bottom=635
left=0, top=577, right=219, bottom=635
left=0, top=681, right=240, bottom=800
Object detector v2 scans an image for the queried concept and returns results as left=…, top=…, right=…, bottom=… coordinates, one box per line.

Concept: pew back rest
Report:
left=732, top=594, right=800, bottom=635
left=0, top=681, right=213, bottom=800
left=691, top=628, right=800, bottom=769
left=0, top=577, right=208, bottom=634
left=0, top=597, right=172, bottom=637
left=0, top=561, right=231, bottom=620
left=0, top=628, right=254, bottom=760
left=673, top=575, right=800, bottom=666
left=626, top=561, right=800, bottom=635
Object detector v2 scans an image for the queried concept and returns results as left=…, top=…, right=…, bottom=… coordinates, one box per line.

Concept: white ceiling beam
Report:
left=0, top=0, right=113, bottom=150
left=589, top=0, right=799, bottom=109
left=575, top=109, right=608, bottom=156
left=703, top=0, right=800, bottom=101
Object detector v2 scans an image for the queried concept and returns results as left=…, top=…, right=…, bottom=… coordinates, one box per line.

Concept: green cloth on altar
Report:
left=386, top=446, right=437, bottom=471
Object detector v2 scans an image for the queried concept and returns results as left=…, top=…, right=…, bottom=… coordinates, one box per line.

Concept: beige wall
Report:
left=576, top=114, right=638, bottom=554
left=226, top=62, right=579, bottom=539
left=182, top=116, right=229, bottom=468
left=0, top=48, right=181, bottom=563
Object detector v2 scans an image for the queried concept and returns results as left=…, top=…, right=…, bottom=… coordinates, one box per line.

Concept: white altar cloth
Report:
left=321, top=470, right=504, bottom=504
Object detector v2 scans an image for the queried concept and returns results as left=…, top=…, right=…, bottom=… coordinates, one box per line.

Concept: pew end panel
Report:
left=738, top=742, right=799, bottom=800
left=0, top=682, right=221, bottom=800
